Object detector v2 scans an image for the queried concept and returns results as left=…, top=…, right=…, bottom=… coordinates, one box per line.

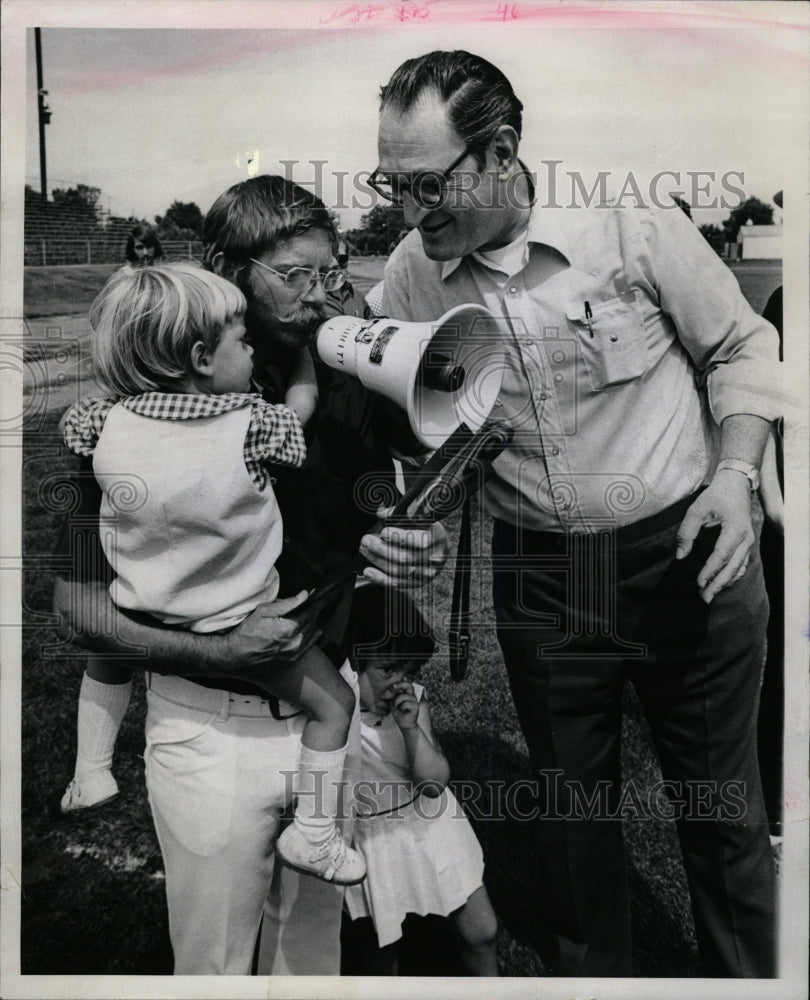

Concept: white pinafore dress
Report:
left=344, top=684, right=485, bottom=947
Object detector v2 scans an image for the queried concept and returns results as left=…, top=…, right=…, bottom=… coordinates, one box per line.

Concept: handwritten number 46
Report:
left=497, top=3, right=519, bottom=18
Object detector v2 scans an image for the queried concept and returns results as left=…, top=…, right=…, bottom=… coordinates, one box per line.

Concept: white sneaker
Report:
left=60, top=771, right=119, bottom=813
left=275, top=825, right=367, bottom=885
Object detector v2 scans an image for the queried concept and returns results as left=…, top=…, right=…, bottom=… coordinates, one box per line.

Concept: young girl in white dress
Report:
left=344, top=584, right=499, bottom=975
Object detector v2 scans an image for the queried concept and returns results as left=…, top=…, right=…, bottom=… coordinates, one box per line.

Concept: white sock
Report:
left=73, top=673, right=132, bottom=781
left=293, top=742, right=348, bottom=846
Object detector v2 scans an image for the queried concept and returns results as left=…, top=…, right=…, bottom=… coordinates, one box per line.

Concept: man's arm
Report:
left=638, top=206, right=783, bottom=601
left=640, top=203, right=782, bottom=425
left=675, top=413, right=771, bottom=603
left=53, top=576, right=319, bottom=677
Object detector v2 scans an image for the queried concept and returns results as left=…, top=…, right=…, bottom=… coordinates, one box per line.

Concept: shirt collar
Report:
left=121, top=391, right=258, bottom=420
left=439, top=164, right=574, bottom=281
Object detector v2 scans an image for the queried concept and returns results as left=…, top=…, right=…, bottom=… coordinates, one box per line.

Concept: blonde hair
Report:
left=91, top=262, right=246, bottom=396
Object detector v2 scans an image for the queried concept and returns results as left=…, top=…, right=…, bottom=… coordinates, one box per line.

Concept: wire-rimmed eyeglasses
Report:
left=249, top=258, right=346, bottom=293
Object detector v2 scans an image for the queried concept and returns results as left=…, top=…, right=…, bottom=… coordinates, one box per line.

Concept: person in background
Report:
left=121, top=224, right=163, bottom=273
left=363, top=279, right=386, bottom=319
left=329, top=239, right=364, bottom=317
left=757, top=189, right=785, bottom=841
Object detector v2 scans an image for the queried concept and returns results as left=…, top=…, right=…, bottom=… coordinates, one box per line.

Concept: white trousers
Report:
left=143, top=666, right=360, bottom=975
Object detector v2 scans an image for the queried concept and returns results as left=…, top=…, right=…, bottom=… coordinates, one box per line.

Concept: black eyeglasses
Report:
left=368, top=145, right=478, bottom=209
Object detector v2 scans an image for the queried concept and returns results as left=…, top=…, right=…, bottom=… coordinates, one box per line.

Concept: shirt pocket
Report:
left=567, top=290, right=651, bottom=391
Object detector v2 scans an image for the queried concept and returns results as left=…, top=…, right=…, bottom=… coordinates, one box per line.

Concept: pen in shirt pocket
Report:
left=584, top=301, right=594, bottom=337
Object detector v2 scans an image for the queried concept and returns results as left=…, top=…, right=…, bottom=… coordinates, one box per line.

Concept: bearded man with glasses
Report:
left=373, top=50, right=781, bottom=979
left=53, top=174, right=448, bottom=976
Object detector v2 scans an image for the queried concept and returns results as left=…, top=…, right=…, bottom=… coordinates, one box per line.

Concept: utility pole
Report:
left=35, top=28, right=51, bottom=202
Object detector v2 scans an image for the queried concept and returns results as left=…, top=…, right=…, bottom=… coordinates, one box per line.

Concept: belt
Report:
left=356, top=794, right=419, bottom=819
left=494, top=488, right=706, bottom=554
left=146, top=672, right=304, bottom=721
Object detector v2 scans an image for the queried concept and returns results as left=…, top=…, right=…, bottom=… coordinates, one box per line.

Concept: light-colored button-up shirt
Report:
left=383, top=199, right=781, bottom=531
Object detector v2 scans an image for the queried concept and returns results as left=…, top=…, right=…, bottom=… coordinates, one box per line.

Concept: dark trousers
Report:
left=492, top=497, right=776, bottom=978
left=757, top=517, right=784, bottom=834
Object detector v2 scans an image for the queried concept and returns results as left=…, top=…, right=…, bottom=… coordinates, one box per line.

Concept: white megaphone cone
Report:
left=316, top=304, right=506, bottom=448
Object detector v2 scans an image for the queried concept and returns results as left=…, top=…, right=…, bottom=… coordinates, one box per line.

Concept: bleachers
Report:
left=24, top=189, right=202, bottom=266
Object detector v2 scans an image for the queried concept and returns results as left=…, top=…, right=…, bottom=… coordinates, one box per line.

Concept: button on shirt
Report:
left=383, top=199, right=781, bottom=531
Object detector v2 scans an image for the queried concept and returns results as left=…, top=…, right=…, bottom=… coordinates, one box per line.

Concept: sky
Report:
left=19, top=1, right=808, bottom=232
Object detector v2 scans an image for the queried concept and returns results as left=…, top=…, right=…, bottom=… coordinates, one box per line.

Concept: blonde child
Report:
left=58, top=262, right=362, bottom=885
left=345, top=584, right=499, bottom=975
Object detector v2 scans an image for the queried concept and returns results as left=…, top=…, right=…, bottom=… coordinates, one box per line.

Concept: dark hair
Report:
left=201, top=174, right=337, bottom=277
left=379, top=50, right=523, bottom=164
left=125, top=224, right=163, bottom=264
left=349, top=585, right=436, bottom=671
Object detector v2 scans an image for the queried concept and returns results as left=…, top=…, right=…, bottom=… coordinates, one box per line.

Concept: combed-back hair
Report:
left=349, top=584, right=436, bottom=672
left=124, top=224, right=164, bottom=264
left=201, top=174, right=337, bottom=276
left=91, top=262, right=246, bottom=396
left=379, top=50, right=523, bottom=161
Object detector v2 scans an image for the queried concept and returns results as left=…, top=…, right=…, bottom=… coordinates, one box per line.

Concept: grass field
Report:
left=21, top=256, right=781, bottom=319
left=18, top=257, right=781, bottom=978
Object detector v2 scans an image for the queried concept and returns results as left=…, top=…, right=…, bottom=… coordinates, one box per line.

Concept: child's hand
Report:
left=389, top=681, right=419, bottom=730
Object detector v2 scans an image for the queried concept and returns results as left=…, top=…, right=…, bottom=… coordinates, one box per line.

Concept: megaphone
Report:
left=316, top=304, right=506, bottom=448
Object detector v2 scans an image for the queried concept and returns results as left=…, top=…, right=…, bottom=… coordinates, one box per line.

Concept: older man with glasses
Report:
left=53, top=174, right=448, bottom=976
left=371, top=50, right=781, bottom=979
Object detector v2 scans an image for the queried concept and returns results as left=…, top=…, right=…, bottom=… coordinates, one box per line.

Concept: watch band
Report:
left=715, top=459, right=760, bottom=491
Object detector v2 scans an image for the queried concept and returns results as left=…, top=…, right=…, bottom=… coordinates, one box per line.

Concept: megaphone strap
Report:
left=449, top=495, right=473, bottom=682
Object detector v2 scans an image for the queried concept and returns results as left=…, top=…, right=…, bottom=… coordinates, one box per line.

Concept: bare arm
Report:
left=390, top=682, right=451, bottom=792
left=284, top=347, right=319, bottom=427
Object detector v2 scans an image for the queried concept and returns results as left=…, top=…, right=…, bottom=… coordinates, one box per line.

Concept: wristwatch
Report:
left=715, top=459, right=761, bottom=492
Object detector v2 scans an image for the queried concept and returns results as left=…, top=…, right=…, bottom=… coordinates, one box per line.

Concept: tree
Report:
left=347, top=205, right=405, bottom=256
left=51, top=183, right=102, bottom=212
left=50, top=184, right=103, bottom=233
left=722, top=197, right=774, bottom=244
left=698, top=224, right=725, bottom=256
left=155, top=200, right=204, bottom=240
left=673, top=196, right=692, bottom=220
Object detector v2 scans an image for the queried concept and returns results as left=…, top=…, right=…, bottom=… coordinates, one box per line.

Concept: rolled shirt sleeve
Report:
left=61, top=397, right=117, bottom=455
left=250, top=400, right=307, bottom=469
left=638, top=204, right=783, bottom=423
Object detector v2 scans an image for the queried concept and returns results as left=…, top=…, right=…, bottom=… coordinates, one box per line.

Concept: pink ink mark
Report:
left=496, top=2, right=519, bottom=20
left=397, top=3, right=431, bottom=20
left=318, top=3, right=385, bottom=25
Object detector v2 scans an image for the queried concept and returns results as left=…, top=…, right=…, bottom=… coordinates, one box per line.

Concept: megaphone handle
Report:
left=384, top=515, right=435, bottom=530
left=286, top=555, right=367, bottom=623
